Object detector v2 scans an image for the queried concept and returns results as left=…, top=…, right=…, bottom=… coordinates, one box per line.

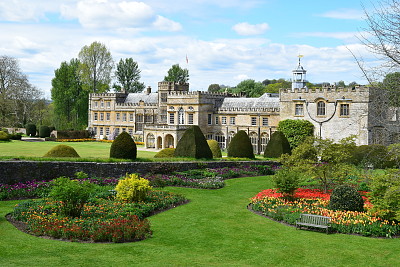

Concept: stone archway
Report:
left=157, top=136, right=162, bottom=149
left=165, top=134, right=174, bottom=148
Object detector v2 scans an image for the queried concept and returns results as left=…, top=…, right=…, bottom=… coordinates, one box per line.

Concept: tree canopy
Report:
left=51, top=58, right=88, bottom=130
left=115, top=58, right=145, bottom=93
left=164, top=64, right=189, bottom=83
left=78, top=41, right=114, bottom=93
left=232, top=79, right=265, bottom=97
left=0, top=55, right=42, bottom=127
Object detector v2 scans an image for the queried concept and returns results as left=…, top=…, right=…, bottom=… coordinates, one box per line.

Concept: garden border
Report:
left=0, top=160, right=277, bottom=184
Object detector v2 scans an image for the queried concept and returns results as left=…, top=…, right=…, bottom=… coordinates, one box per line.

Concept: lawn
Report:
left=1, top=176, right=399, bottom=266
left=0, top=140, right=157, bottom=159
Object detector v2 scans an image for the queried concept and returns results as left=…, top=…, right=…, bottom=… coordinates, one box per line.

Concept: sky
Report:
left=0, top=0, right=380, bottom=98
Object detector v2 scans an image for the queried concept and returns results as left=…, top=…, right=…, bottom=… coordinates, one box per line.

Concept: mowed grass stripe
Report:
left=1, top=176, right=400, bottom=266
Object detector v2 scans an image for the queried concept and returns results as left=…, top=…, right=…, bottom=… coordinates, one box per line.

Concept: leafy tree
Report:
left=164, top=64, right=189, bottom=83
left=232, top=79, right=265, bottom=97
left=278, top=119, right=314, bottom=148
left=115, top=58, right=145, bottom=93
left=51, top=59, right=88, bottom=130
left=208, top=84, right=221, bottom=92
left=0, top=56, right=42, bottom=127
left=78, top=41, right=114, bottom=93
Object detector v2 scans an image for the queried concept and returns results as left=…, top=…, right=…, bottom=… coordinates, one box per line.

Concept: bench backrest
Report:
left=299, top=214, right=331, bottom=225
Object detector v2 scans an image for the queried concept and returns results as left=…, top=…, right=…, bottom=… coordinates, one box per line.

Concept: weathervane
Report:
left=298, top=54, right=304, bottom=66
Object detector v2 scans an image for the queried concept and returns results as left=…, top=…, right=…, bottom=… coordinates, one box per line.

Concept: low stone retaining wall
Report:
left=0, top=160, right=278, bottom=184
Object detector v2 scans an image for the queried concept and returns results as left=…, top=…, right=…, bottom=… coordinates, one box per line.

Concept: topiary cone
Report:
left=174, top=126, right=213, bottom=159
left=227, top=130, right=255, bottom=159
left=264, top=131, right=291, bottom=158
left=110, top=131, right=137, bottom=160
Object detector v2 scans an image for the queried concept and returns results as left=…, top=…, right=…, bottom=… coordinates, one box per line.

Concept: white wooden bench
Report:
left=295, top=214, right=331, bottom=234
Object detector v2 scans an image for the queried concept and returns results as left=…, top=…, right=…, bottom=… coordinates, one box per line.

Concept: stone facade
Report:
left=88, top=62, right=399, bottom=152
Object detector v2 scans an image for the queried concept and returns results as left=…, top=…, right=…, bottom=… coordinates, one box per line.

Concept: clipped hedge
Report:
left=154, top=148, right=176, bottom=158
left=57, top=130, right=90, bottom=139
left=25, top=123, right=36, bottom=137
left=0, top=131, right=10, bottom=141
left=174, top=126, right=213, bottom=159
left=110, top=131, right=137, bottom=160
left=207, top=140, right=222, bottom=158
left=43, top=144, right=80, bottom=158
left=264, top=131, right=291, bottom=158
left=329, top=185, right=364, bottom=212
left=227, top=130, right=255, bottom=159
left=39, top=126, right=51, bottom=138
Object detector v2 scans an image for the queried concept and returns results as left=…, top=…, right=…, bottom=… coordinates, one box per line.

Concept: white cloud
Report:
left=61, top=0, right=182, bottom=31
left=319, top=8, right=364, bottom=20
left=234, top=74, right=249, bottom=81
left=232, top=22, right=269, bottom=36
left=0, top=0, right=60, bottom=21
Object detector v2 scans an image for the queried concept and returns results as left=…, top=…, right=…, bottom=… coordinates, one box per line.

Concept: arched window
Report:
left=147, top=133, right=155, bottom=148
left=249, top=132, right=258, bottom=153
left=317, top=101, right=326, bottom=116
left=215, top=132, right=226, bottom=149
left=260, top=132, right=269, bottom=153
left=178, top=108, right=184, bottom=124
left=227, top=131, right=235, bottom=147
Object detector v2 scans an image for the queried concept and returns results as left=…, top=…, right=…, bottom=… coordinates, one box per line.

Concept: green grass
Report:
left=1, top=176, right=399, bottom=266
left=0, top=140, right=157, bottom=160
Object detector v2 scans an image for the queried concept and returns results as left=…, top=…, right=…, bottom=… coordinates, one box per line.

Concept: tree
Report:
left=78, top=41, right=114, bottom=93
left=115, top=58, right=145, bottom=93
left=232, top=79, right=265, bottom=98
left=164, top=64, right=189, bottom=83
left=0, top=55, right=42, bottom=127
left=278, top=119, right=314, bottom=149
left=52, top=58, right=88, bottom=130
left=381, top=72, right=400, bottom=106
left=208, top=84, right=221, bottom=92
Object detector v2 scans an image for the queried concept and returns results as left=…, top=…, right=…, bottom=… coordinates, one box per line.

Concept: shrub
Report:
left=227, top=130, right=255, bottom=159
left=352, top=144, right=395, bottom=169
left=278, top=119, right=314, bottom=148
left=273, top=168, right=301, bottom=198
left=48, top=177, right=94, bottom=217
left=110, top=131, right=137, bottom=160
left=154, top=148, right=176, bottom=158
left=0, top=131, right=10, bottom=141
left=9, top=133, right=22, bottom=140
left=57, top=130, right=90, bottom=139
left=174, top=126, right=213, bottom=159
left=38, top=125, right=51, bottom=138
left=369, top=169, right=400, bottom=220
left=329, top=185, right=364, bottom=212
left=115, top=173, right=152, bottom=202
left=25, top=123, right=36, bottom=136
left=43, top=144, right=80, bottom=158
left=207, top=139, right=222, bottom=158
left=264, top=131, right=291, bottom=158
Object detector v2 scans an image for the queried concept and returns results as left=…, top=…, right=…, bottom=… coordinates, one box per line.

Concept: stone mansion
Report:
left=88, top=61, right=399, bottom=153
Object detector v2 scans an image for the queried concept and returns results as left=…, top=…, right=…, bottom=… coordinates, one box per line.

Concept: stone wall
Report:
left=0, top=160, right=277, bottom=184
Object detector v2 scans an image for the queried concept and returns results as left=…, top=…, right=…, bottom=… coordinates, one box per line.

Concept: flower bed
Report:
left=11, top=190, right=187, bottom=242
left=251, top=188, right=400, bottom=237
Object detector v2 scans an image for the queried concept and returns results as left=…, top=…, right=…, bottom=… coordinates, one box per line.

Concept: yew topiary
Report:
left=207, top=139, right=222, bottom=158
left=329, top=185, right=364, bottom=212
left=227, top=130, right=255, bottom=159
left=43, top=144, right=80, bottom=158
left=110, top=131, right=137, bottom=160
left=174, top=126, right=212, bottom=159
left=39, top=125, right=51, bottom=138
left=154, top=148, right=176, bottom=158
left=25, top=123, right=36, bottom=137
left=264, top=131, right=291, bottom=158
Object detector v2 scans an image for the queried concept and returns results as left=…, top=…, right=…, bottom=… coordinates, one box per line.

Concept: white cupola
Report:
left=292, top=55, right=307, bottom=91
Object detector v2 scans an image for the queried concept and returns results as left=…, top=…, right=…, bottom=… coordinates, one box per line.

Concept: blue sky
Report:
left=0, top=0, right=378, bottom=98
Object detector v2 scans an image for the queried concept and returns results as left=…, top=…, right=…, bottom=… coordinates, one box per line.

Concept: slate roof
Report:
left=124, top=93, right=158, bottom=104
left=218, top=93, right=279, bottom=109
